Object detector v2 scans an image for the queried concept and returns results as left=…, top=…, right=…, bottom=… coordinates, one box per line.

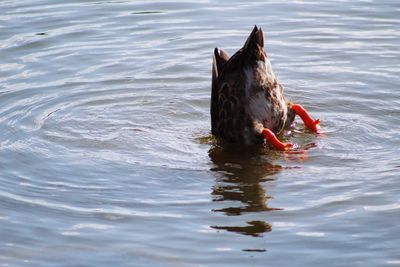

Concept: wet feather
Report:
left=211, top=25, right=295, bottom=144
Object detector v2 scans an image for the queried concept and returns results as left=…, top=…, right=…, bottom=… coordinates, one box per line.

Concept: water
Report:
left=1, top=0, right=400, bottom=266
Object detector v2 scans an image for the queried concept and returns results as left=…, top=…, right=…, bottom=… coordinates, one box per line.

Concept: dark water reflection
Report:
left=209, top=144, right=282, bottom=237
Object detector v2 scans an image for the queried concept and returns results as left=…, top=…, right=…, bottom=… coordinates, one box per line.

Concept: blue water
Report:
left=1, top=1, right=400, bottom=266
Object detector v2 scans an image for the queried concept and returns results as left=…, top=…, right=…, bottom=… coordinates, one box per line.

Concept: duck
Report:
left=211, top=25, right=320, bottom=150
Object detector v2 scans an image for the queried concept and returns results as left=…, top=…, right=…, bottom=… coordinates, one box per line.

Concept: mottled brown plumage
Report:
left=211, top=25, right=295, bottom=145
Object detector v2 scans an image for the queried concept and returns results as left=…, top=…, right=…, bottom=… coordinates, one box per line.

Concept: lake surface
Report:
left=1, top=0, right=400, bottom=266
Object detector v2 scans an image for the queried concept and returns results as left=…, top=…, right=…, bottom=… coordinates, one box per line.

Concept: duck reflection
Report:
left=208, top=144, right=282, bottom=237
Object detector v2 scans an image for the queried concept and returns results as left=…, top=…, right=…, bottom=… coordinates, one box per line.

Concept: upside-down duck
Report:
left=211, top=25, right=320, bottom=150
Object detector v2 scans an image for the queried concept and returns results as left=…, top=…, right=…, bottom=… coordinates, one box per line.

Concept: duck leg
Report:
left=291, top=104, right=320, bottom=133
left=262, top=128, right=293, bottom=151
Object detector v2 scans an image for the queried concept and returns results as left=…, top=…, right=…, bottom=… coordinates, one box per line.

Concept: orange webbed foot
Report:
left=262, top=128, right=294, bottom=151
left=291, top=104, right=320, bottom=133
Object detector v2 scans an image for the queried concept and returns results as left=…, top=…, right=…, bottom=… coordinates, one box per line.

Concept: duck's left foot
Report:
left=291, top=104, right=320, bottom=133
left=262, top=128, right=293, bottom=151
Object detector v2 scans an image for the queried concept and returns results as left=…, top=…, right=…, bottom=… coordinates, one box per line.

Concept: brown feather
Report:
left=211, top=26, right=295, bottom=144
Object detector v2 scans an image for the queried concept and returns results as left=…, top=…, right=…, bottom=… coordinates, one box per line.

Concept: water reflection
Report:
left=208, top=144, right=282, bottom=237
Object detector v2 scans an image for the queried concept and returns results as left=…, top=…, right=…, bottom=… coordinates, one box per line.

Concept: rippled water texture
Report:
left=1, top=1, right=400, bottom=266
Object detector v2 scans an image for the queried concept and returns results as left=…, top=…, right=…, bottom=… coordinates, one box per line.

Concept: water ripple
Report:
left=1, top=0, right=400, bottom=266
